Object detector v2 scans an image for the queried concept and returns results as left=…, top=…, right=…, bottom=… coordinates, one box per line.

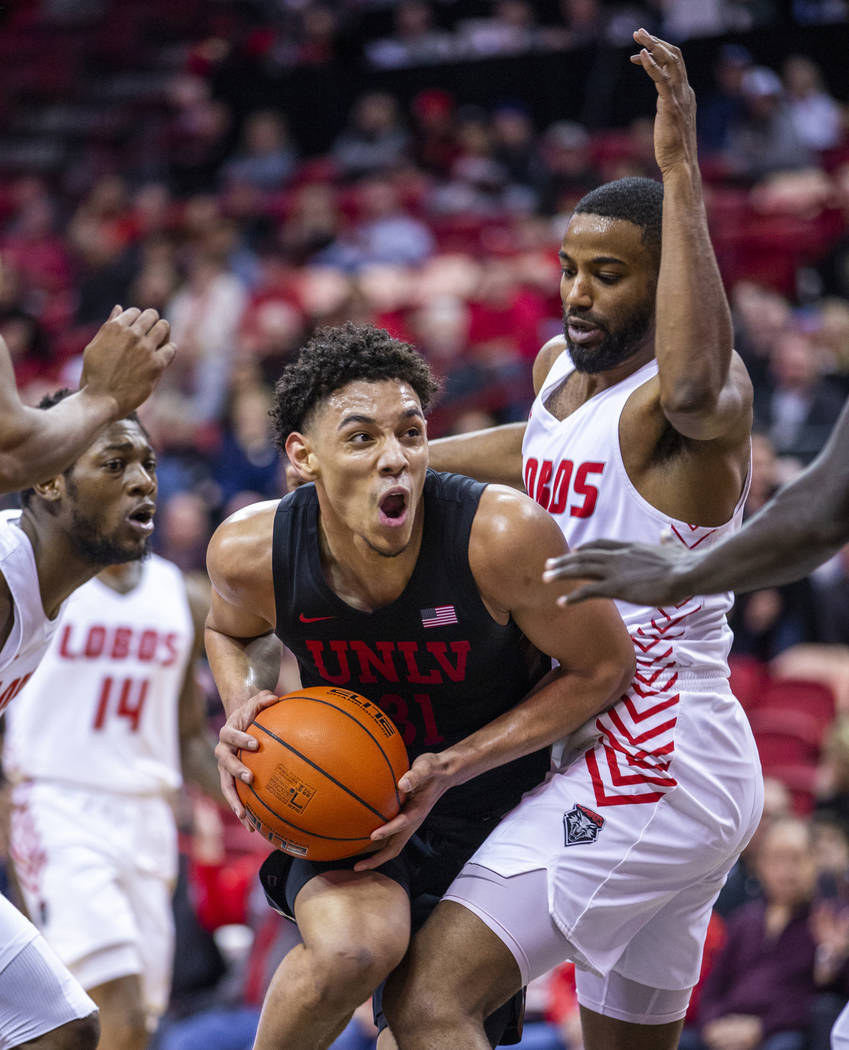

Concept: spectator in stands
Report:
left=815, top=719, right=849, bottom=828
left=730, top=281, right=793, bottom=400
left=280, top=182, right=343, bottom=266
left=409, top=88, right=459, bottom=177
left=155, top=490, right=214, bottom=576
left=756, top=327, right=844, bottom=464
left=165, top=229, right=247, bottom=424
left=536, top=120, right=600, bottom=215
left=680, top=816, right=821, bottom=1050
left=713, top=776, right=793, bottom=919
left=165, top=76, right=234, bottom=196
left=540, top=0, right=604, bottom=51
left=365, top=0, right=454, bottom=69
left=220, top=110, right=298, bottom=194
left=211, top=380, right=281, bottom=509
left=490, top=101, right=544, bottom=209
left=351, top=176, right=436, bottom=268
left=429, top=106, right=508, bottom=217
left=698, top=43, right=754, bottom=156
left=816, top=543, right=849, bottom=645
left=782, top=54, right=844, bottom=152
left=815, top=162, right=849, bottom=302
left=456, top=0, right=542, bottom=59
left=810, top=813, right=849, bottom=1049
left=725, top=65, right=814, bottom=181
left=68, top=176, right=139, bottom=326
left=331, top=92, right=410, bottom=179
left=292, top=4, right=342, bottom=68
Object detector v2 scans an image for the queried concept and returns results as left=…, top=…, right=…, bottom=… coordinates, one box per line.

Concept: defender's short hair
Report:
left=271, top=322, right=440, bottom=449
left=574, top=176, right=664, bottom=261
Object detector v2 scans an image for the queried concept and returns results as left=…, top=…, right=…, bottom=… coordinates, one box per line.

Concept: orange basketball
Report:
left=235, top=686, right=410, bottom=861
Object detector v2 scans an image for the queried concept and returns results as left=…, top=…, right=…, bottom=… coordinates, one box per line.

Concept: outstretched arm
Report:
left=545, top=397, right=849, bottom=606
left=632, top=29, right=751, bottom=446
left=0, top=305, right=176, bottom=493
left=427, top=422, right=526, bottom=487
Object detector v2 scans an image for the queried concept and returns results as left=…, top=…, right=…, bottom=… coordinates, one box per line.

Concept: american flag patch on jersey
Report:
left=420, top=605, right=458, bottom=628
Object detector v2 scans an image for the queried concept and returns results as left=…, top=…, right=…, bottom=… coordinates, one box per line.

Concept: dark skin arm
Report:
left=179, top=574, right=225, bottom=802
left=545, top=396, right=849, bottom=606
left=426, top=421, right=526, bottom=488
left=615, top=30, right=752, bottom=527
left=0, top=305, right=176, bottom=494
left=204, top=501, right=288, bottom=817
left=424, top=337, right=566, bottom=488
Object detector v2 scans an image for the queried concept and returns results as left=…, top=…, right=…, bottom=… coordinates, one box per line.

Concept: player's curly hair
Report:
left=270, top=322, right=440, bottom=449
left=574, top=177, right=664, bottom=264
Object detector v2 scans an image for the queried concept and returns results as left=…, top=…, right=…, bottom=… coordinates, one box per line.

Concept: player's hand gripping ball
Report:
left=235, top=686, right=410, bottom=860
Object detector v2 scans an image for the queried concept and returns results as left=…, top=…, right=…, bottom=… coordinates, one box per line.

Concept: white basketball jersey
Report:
left=0, top=510, right=62, bottom=715
left=5, top=555, right=194, bottom=795
left=524, top=346, right=750, bottom=802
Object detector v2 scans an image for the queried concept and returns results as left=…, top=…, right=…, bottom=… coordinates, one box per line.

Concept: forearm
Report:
left=0, top=390, right=116, bottom=493
left=428, top=422, right=526, bottom=487
left=655, top=166, right=734, bottom=430
left=435, top=659, right=628, bottom=789
left=679, top=462, right=849, bottom=595
left=204, top=626, right=283, bottom=716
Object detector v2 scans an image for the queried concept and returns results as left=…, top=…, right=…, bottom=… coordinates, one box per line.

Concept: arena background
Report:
left=3, top=1, right=849, bottom=1047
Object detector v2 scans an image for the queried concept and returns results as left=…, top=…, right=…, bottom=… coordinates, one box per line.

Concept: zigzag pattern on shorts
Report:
left=9, top=786, right=47, bottom=895
left=586, top=521, right=716, bottom=807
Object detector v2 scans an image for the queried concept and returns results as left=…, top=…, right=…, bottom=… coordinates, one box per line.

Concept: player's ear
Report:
left=32, top=475, right=64, bottom=504
left=285, top=431, right=319, bottom=483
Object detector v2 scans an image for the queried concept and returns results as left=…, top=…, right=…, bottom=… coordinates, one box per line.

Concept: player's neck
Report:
left=316, top=508, right=425, bottom=613
left=18, top=514, right=103, bottom=619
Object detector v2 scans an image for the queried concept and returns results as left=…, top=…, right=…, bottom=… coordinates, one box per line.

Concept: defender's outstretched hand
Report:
left=81, top=305, right=177, bottom=418
left=631, top=28, right=698, bottom=175
left=543, top=537, right=697, bottom=608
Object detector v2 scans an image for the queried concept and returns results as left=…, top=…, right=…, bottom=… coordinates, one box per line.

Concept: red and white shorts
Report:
left=445, top=678, right=763, bottom=1014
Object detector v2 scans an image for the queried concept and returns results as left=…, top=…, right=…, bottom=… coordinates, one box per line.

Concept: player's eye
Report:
left=598, top=272, right=622, bottom=284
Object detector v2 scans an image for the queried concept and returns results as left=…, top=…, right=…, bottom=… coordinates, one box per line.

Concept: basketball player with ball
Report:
left=206, top=322, right=637, bottom=1049
left=0, top=389, right=162, bottom=1048
left=387, top=30, right=761, bottom=1050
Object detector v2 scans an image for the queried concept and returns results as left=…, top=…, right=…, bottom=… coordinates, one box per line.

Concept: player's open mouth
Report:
left=378, top=490, right=409, bottom=528
left=126, top=503, right=155, bottom=535
left=566, top=318, right=603, bottom=345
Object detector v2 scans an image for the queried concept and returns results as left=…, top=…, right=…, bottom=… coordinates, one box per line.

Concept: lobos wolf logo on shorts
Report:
left=564, top=803, right=604, bottom=846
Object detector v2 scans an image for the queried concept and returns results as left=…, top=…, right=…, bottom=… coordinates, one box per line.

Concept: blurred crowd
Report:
left=5, top=1, right=849, bottom=1047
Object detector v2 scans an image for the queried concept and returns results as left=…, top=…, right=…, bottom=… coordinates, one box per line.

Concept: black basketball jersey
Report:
left=271, top=469, right=551, bottom=819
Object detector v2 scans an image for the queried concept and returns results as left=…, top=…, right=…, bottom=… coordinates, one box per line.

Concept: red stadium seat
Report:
left=764, top=762, right=819, bottom=816
left=727, top=654, right=770, bottom=709
left=748, top=706, right=824, bottom=770
left=750, top=677, right=836, bottom=731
